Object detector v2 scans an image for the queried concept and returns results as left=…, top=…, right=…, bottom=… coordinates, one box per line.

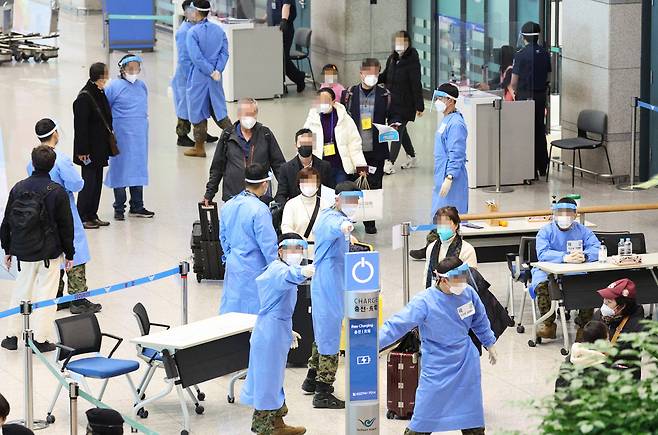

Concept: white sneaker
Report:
left=400, top=156, right=417, bottom=169
left=383, top=160, right=396, bottom=175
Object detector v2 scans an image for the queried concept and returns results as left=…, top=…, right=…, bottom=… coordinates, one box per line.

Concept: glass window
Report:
left=409, top=0, right=433, bottom=90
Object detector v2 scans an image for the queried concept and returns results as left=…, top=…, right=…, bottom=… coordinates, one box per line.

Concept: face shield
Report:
left=436, top=263, right=470, bottom=295
left=430, top=90, right=457, bottom=113
left=552, top=203, right=577, bottom=230
left=36, top=119, right=65, bottom=145
left=337, top=191, right=363, bottom=220
left=279, top=239, right=309, bottom=266
left=517, top=30, right=540, bottom=48
left=118, top=55, right=143, bottom=83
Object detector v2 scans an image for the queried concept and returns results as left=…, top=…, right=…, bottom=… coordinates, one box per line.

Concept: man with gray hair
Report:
left=203, top=98, right=286, bottom=203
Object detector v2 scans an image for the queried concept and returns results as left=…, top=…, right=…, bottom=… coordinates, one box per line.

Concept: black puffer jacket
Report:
left=380, top=47, right=425, bottom=122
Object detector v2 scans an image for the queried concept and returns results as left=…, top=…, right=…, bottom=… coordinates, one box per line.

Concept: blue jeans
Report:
left=113, top=186, right=144, bottom=214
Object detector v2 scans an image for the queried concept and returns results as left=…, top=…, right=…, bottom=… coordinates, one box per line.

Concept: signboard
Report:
left=345, top=252, right=380, bottom=291
left=349, top=318, right=378, bottom=402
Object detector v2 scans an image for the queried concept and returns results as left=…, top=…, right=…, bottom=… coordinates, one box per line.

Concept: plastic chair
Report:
left=505, top=236, right=539, bottom=333
left=546, top=110, right=612, bottom=187
left=132, top=303, right=205, bottom=418
left=289, top=27, right=317, bottom=90
left=45, top=313, right=139, bottom=424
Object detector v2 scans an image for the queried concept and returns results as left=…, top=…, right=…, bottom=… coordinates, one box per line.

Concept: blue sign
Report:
left=349, top=318, right=378, bottom=402
left=344, top=252, right=380, bottom=291
left=378, top=130, right=399, bottom=143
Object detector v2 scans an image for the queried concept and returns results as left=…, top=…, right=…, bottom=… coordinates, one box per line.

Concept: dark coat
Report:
left=273, top=155, right=333, bottom=205
left=205, top=122, right=286, bottom=202
left=380, top=47, right=424, bottom=122
left=73, top=80, right=113, bottom=167
left=342, top=84, right=398, bottom=161
left=0, top=171, right=75, bottom=262
left=593, top=304, right=645, bottom=379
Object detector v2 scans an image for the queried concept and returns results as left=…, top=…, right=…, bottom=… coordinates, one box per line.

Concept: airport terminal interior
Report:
left=1, top=0, right=658, bottom=434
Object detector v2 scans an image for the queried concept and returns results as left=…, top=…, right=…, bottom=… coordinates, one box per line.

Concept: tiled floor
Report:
left=1, top=11, right=657, bottom=435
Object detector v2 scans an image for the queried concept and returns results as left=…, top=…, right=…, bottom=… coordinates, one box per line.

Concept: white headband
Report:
left=245, top=176, right=271, bottom=183
left=36, top=123, right=58, bottom=139
left=521, top=32, right=540, bottom=36
left=193, top=4, right=211, bottom=11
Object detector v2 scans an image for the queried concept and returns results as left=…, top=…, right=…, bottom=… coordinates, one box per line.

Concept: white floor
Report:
left=1, top=11, right=657, bottom=435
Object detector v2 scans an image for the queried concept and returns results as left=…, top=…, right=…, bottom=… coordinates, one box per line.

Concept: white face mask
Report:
left=600, top=303, right=616, bottom=318
left=284, top=253, right=304, bottom=266
left=450, top=282, right=467, bottom=295
left=324, top=75, right=336, bottom=84
left=240, top=116, right=257, bottom=130
left=395, top=44, right=406, bottom=54
left=341, top=204, right=358, bottom=219
left=434, top=99, right=447, bottom=113
left=125, top=74, right=139, bottom=84
left=319, top=103, right=332, bottom=114
left=363, top=75, right=378, bottom=87
left=555, top=215, right=574, bottom=230
left=300, top=184, right=318, bottom=197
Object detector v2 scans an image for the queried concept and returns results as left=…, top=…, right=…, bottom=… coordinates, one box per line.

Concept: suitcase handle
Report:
left=198, top=201, right=220, bottom=240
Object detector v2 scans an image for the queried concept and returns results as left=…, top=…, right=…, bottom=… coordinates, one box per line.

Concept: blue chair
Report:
left=45, top=313, right=139, bottom=424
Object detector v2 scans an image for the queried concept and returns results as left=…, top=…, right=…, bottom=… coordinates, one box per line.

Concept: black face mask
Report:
left=298, top=146, right=313, bottom=158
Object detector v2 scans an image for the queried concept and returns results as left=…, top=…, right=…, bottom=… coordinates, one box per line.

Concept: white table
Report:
left=531, top=254, right=658, bottom=354
left=131, top=313, right=257, bottom=434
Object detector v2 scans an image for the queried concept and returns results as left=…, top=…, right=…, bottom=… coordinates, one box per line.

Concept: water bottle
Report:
left=618, top=238, right=626, bottom=256
left=625, top=238, right=633, bottom=255
left=598, top=243, right=607, bottom=263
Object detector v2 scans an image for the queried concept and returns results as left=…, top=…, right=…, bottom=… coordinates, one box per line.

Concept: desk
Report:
left=131, top=313, right=257, bottom=434
left=531, top=254, right=658, bottom=354
left=460, top=218, right=596, bottom=263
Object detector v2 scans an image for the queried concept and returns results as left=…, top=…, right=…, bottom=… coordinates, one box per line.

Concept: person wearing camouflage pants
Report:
left=251, top=403, right=303, bottom=435
left=57, top=264, right=101, bottom=314
left=534, top=281, right=593, bottom=340
left=301, top=342, right=341, bottom=408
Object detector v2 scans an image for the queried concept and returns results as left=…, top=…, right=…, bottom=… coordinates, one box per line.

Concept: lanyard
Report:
left=329, top=111, right=335, bottom=144
left=610, top=316, right=630, bottom=344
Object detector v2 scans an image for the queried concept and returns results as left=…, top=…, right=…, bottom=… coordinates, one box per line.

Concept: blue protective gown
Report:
left=172, top=20, right=193, bottom=120
left=380, top=285, right=495, bottom=432
left=185, top=18, right=229, bottom=124
left=240, top=260, right=306, bottom=410
left=219, top=191, right=278, bottom=314
left=27, top=149, right=90, bottom=266
left=104, top=78, right=149, bottom=188
left=530, top=221, right=601, bottom=290
left=310, top=207, right=351, bottom=355
left=432, top=111, right=469, bottom=218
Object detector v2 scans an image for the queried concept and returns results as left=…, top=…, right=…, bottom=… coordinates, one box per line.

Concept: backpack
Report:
left=8, top=182, right=57, bottom=261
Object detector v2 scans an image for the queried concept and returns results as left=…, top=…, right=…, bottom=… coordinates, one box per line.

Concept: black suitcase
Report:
left=287, top=283, right=313, bottom=367
left=191, top=202, right=225, bottom=283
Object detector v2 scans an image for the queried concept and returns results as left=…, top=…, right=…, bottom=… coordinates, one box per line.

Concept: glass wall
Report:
left=408, top=0, right=433, bottom=90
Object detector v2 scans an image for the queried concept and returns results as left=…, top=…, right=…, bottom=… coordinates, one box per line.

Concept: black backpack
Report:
left=8, top=182, right=57, bottom=261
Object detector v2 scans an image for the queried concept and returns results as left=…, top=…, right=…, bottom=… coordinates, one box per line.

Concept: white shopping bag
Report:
left=355, top=189, right=383, bottom=222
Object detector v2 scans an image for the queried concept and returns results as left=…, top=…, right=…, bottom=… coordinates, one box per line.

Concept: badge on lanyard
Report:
left=361, top=117, right=372, bottom=130
left=457, top=301, right=475, bottom=320
left=438, top=122, right=447, bottom=135
left=271, top=0, right=277, bottom=10
left=323, top=142, right=336, bottom=157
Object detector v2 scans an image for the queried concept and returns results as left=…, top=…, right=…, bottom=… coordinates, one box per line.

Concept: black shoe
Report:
left=56, top=302, right=71, bottom=311
left=70, top=299, right=102, bottom=314
left=129, top=208, right=155, bottom=218
left=296, top=81, right=306, bottom=93
left=114, top=212, right=125, bottom=221
left=83, top=221, right=100, bottom=229
left=33, top=340, right=56, bottom=353
left=313, top=384, right=344, bottom=409
left=410, top=247, right=427, bottom=261
left=205, top=133, right=219, bottom=143
left=1, top=336, right=18, bottom=351
left=93, top=218, right=110, bottom=227
left=177, top=136, right=195, bottom=147
left=364, top=224, right=377, bottom=234
left=301, top=369, right=317, bottom=395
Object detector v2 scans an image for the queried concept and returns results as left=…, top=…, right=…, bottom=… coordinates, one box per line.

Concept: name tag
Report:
left=457, top=301, right=475, bottom=320
left=271, top=1, right=277, bottom=9
left=323, top=142, right=336, bottom=157
left=438, top=123, right=447, bottom=134
left=361, top=117, right=372, bottom=130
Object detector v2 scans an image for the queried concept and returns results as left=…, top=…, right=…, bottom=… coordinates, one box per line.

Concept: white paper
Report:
left=372, top=123, right=397, bottom=134
left=320, top=185, right=336, bottom=206
left=391, top=225, right=402, bottom=251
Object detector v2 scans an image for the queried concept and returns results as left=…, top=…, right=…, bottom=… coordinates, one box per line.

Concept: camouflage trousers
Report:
left=307, top=341, right=339, bottom=385
left=191, top=114, right=232, bottom=142
left=57, top=264, right=88, bottom=296
left=176, top=118, right=191, bottom=138
left=404, top=427, right=484, bottom=435
left=251, top=402, right=287, bottom=435
left=535, top=281, right=593, bottom=327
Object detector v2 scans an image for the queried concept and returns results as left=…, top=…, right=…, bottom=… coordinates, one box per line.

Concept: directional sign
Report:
left=344, top=252, right=380, bottom=291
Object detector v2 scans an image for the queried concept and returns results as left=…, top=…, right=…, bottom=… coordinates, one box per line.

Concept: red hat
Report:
left=597, top=278, right=636, bottom=300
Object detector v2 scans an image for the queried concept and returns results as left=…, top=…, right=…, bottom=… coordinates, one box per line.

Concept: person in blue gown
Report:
left=172, top=0, right=196, bottom=147
left=380, top=257, right=497, bottom=435
left=431, top=82, right=468, bottom=218
left=104, top=54, right=154, bottom=221
left=184, top=0, right=232, bottom=158
left=301, top=181, right=361, bottom=409
left=219, top=163, right=278, bottom=314
left=28, top=119, right=101, bottom=315
left=241, top=233, right=314, bottom=435
left=531, top=197, right=601, bottom=340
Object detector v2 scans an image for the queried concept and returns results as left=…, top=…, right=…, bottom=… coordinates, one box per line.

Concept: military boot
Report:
left=184, top=138, right=206, bottom=157
left=272, top=417, right=306, bottom=435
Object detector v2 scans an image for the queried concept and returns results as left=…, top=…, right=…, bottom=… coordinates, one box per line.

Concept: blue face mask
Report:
left=437, top=225, right=454, bottom=242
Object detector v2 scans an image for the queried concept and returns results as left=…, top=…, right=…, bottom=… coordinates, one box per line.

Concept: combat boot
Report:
left=537, top=322, right=557, bottom=339
left=184, top=138, right=206, bottom=157
left=272, top=416, right=306, bottom=435
left=301, top=369, right=317, bottom=394
left=313, top=382, right=344, bottom=409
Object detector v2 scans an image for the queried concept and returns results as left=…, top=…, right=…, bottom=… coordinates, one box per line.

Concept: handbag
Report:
left=80, top=90, right=120, bottom=156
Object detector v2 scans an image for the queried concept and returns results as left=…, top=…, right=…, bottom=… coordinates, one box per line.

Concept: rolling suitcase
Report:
left=191, top=202, right=224, bottom=283
left=287, top=283, right=313, bottom=367
left=386, top=350, right=420, bottom=420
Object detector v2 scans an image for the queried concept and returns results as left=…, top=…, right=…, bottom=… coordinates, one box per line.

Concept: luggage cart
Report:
left=0, top=32, right=59, bottom=62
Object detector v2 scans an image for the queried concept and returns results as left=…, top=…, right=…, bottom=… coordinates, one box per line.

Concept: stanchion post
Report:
left=401, top=222, right=410, bottom=305
left=179, top=261, right=190, bottom=325
left=21, top=300, right=34, bottom=431
left=484, top=98, right=513, bottom=193
left=69, top=382, right=79, bottom=435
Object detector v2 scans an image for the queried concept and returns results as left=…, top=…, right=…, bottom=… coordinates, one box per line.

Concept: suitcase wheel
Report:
left=386, top=410, right=396, bottom=420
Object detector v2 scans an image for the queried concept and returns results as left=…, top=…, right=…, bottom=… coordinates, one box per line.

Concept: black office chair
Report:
left=289, top=27, right=317, bottom=90
left=506, top=236, right=539, bottom=333
left=546, top=110, right=613, bottom=187
left=594, top=232, right=646, bottom=255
